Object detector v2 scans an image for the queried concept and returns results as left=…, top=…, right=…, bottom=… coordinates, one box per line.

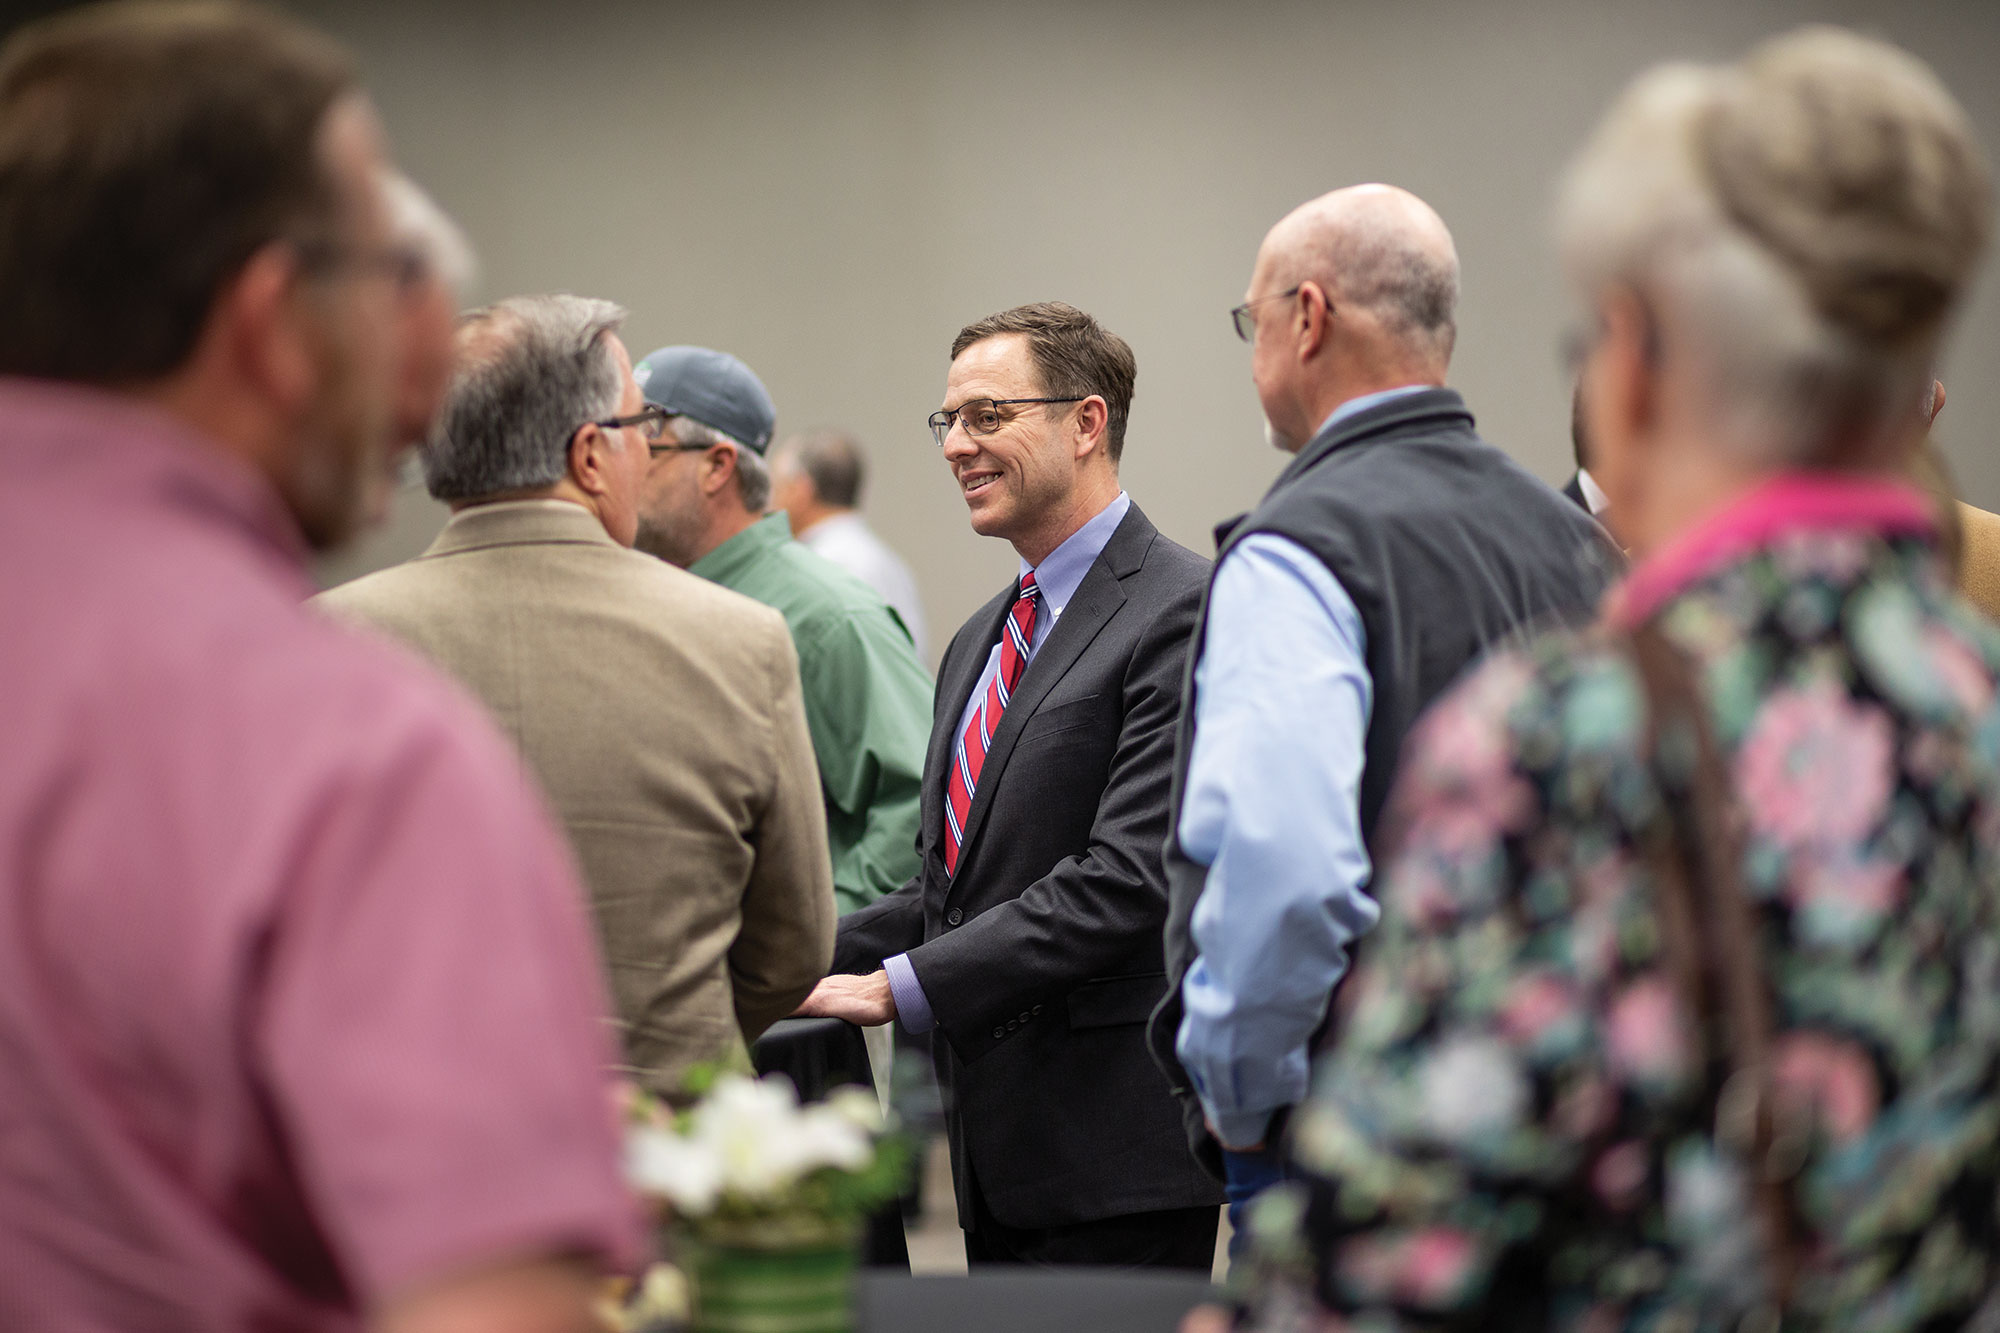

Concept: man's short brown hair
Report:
left=0, top=1, right=357, bottom=383
left=951, top=301, right=1137, bottom=464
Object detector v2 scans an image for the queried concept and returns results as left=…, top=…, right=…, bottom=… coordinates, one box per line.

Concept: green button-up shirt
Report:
left=691, top=513, right=932, bottom=913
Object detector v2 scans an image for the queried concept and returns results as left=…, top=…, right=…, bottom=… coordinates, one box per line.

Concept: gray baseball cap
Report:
left=632, top=345, right=776, bottom=453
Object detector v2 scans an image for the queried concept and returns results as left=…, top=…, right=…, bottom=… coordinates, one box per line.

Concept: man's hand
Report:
left=792, top=971, right=897, bottom=1026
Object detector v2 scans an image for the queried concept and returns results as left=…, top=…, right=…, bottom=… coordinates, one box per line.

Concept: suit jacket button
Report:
left=946, top=908, right=963, bottom=926
left=1032, top=1004, right=1043, bottom=1015
left=992, top=1026, right=1005, bottom=1039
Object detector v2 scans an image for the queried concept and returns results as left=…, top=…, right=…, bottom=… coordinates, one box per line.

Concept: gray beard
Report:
left=633, top=517, right=694, bottom=569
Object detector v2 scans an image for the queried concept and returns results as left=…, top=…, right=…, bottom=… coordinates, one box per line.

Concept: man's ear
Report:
left=1072, top=396, right=1110, bottom=460
left=568, top=424, right=613, bottom=497
left=699, top=444, right=738, bottom=498
left=1295, top=280, right=1333, bottom=363
left=220, top=242, right=319, bottom=415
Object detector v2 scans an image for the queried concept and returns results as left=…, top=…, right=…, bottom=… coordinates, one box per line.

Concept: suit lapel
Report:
left=946, top=507, right=1154, bottom=883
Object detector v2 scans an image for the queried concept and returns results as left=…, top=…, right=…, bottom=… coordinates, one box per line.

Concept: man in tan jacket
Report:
left=317, top=293, right=833, bottom=1096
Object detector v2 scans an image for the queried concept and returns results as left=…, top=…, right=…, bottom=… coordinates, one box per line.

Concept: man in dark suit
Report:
left=796, top=302, right=1223, bottom=1268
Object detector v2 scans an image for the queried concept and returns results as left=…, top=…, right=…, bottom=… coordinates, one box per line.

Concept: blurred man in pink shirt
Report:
left=0, top=4, right=641, bottom=1331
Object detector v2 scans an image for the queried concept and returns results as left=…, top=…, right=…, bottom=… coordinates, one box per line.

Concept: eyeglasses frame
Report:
left=926, top=396, right=1087, bottom=448
left=1230, top=284, right=1333, bottom=343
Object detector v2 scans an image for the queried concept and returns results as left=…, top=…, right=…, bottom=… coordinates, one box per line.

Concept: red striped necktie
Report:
left=944, top=571, right=1041, bottom=876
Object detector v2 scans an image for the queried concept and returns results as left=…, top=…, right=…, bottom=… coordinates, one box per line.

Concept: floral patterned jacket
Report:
left=1264, top=476, right=2000, bottom=1332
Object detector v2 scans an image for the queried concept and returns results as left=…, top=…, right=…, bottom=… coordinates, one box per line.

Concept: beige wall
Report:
left=303, top=0, right=2000, bottom=664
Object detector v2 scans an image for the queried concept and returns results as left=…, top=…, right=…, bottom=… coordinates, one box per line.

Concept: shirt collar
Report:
left=1314, top=384, right=1435, bottom=440
left=691, top=510, right=793, bottom=583
left=1577, top=468, right=1612, bottom=517
left=1609, top=471, right=1936, bottom=628
left=1022, top=490, right=1130, bottom=613
left=802, top=510, right=865, bottom=541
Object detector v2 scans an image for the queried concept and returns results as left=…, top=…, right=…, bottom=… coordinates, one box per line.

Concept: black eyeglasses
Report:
left=926, top=397, right=1085, bottom=448
left=1229, top=285, right=1308, bottom=343
left=592, top=405, right=678, bottom=442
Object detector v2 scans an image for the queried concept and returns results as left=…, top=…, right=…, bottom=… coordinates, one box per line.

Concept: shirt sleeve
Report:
left=1174, top=533, right=1380, bottom=1150
left=804, top=608, right=932, bottom=915
left=882, top=952, right=934, bottom=1033
left=253, top=676, right=643, bottom=1308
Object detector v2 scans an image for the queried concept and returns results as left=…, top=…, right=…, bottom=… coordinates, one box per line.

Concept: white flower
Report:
left=627, top=1125, right=722, bottom=1214
left=823, top=1086, right=886, bottom=1134
left=1417, top=1033, right=1529, bottom=1144
left=793, top=1104, right=873, bottom=1174
left=623, top=1073, right=881, bottom=1212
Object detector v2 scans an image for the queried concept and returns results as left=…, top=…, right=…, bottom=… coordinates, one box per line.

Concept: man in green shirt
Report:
left=631, top=345, right=931, bottom=914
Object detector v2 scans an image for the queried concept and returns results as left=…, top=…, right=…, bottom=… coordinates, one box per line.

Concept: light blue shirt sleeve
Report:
left=1175, top=532, right=1380, bottom=1150
left=882, top=952, right=932, bottom=1032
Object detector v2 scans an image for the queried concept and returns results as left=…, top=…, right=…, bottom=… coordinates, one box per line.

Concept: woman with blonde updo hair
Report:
left=1217, top=26, right=2000, bottom=1333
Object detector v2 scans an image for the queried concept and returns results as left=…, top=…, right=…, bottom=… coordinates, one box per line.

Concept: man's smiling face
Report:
left=938, top=333, right=1081, bottom=549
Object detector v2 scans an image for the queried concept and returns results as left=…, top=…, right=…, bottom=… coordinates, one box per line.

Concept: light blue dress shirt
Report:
left=885, top=491, right=1131, bottom=1033
left=1175, top=386, right=1428, bottom=1150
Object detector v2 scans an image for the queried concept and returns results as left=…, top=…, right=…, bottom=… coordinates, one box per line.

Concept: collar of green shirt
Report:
left=690, top=510, right=793, bottom=585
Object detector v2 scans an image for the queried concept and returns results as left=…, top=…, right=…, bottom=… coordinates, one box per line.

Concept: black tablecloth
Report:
left=856, top=1271, right=1215, bottom=1333
left=750, top=1016, right=873, bottom=1099
left=750, top=1016, right=908, bottom=1268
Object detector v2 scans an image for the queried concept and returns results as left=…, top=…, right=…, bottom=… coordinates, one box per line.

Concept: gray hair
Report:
left=673, top=415, right=772, bottom=512
left=422, top=294, right=628, bottom=501
left=383, top=170, right=475, bottom=300
left=1556, top=27, right=1990, bottom=469
left=1314, top=228, right=1458, bottom=362
left=774, top=429, right=865, bottom=508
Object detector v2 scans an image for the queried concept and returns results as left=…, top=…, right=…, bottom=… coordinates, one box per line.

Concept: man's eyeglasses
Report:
left=592, top=405, right=679, bottom=442
left=927, top=397, right=1084, bottom=448
left=294, top=239, right=428, bottom=294
left=1229, top=285, right=1306, bottom=343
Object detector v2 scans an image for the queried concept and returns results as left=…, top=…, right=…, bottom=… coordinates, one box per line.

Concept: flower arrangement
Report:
left=628, top=1072, right=909, bottom=1242
left=617, top=1071, right=910, bottom=1333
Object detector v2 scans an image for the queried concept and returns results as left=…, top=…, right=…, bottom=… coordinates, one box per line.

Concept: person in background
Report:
left=0, top=5, right=640, bottom=1330
left=1149, top=184, right=1615, bottom=1248
left=368, top=169, right=472, bottom=527
left=631, top=346, right=931, bottom=915
left=1213, top=25, right=2000, bottom=1330
left=770, top=427, right=931, bottom=660
left=317, top=297, right=834, bottom=1096
left=799, top=302, right=1225, bottom=1269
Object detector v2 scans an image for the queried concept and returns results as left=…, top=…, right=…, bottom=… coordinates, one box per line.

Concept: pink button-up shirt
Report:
left=0, top=380, right=642, bottom=1330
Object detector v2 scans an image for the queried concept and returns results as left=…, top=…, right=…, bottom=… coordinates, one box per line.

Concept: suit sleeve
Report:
left=905, top=563, right=1204, bottom=1064
left=831, top=874, right=926, bottom=973
left=728, top=617, right=837, bottom=1042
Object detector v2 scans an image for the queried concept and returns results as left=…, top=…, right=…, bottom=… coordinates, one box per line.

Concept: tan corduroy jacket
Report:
left=315, top=500, right=834, bottom=1095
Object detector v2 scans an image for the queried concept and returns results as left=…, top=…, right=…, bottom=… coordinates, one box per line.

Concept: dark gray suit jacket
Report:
left=835, top=502, right=1224, bottom=1232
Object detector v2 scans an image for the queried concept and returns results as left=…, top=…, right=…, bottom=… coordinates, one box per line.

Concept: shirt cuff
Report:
left=882, top=954, right=933, bottom=1034
left=1210, top=1103, right=1282, bottom=1153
